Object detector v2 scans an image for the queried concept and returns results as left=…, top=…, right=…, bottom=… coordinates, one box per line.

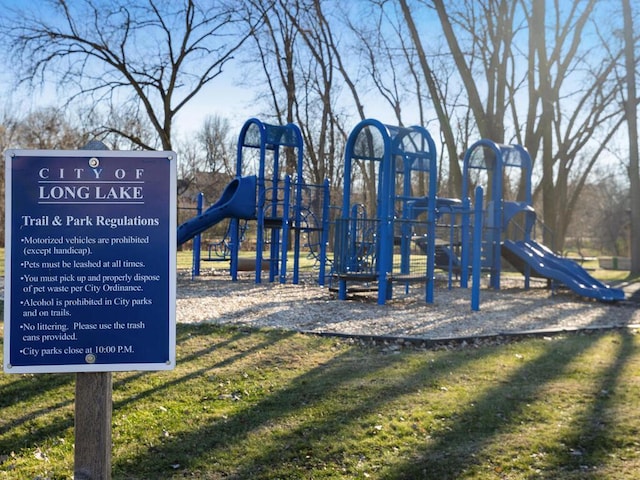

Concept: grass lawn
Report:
left=1, top=321, right=640, bottom=479
left=1, top=249, right=639, bottom=478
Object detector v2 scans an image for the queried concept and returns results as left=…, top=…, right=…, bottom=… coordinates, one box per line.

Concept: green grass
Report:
left=2, top=321, right=640, bottom=479
left=179, top=248, right=636, bottom=283
left=1, top=247, right=635, bottom=281
left=2, top=248, right=639, bottom=478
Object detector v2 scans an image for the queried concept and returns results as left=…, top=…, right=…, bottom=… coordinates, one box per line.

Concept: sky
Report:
left=0, top=56, right=254, bottom=141
left=0, top=0, right=403, bottom=143
left=0, top=0, right=269, bottom=142
left=173, top=73, right=253, bottom=138
left=0, top=41, right=394, bottom=146
left=0, top=0, right=628, bottom=175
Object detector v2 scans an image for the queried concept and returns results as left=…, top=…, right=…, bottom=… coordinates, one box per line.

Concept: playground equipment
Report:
left=178, top=114, right=622, bottom=305
left=177, top=118, right=330, bottom=285
left=461, top=139, right=624, bottom=302
left=333, top=119, right=440, bottom=305
left=332, top=119, right=486, bottom=307
left=177, top=175, right=257, bottom=246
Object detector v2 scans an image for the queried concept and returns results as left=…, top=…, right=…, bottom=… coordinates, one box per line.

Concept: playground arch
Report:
left=335, top=119, right=438, bottom=305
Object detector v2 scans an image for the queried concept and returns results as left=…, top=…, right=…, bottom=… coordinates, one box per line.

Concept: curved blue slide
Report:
left=502, top=239, right=625, bottom=302
left=177, top=175, right=257, bottom=246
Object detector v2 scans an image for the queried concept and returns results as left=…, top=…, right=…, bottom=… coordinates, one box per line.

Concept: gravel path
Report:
left=176, top=271, right=640, bottom=340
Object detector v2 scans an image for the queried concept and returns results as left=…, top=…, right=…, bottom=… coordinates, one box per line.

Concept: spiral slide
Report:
left=502, top=239, right=625, bottom=302
left=177, top=175, right=257, bottom=246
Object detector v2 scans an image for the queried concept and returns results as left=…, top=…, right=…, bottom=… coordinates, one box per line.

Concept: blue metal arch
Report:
left=462, top=139, right=533, bottom=289
left=232, top=118, right=305, bottom=283
left=339, top=119, right=438, bottom=304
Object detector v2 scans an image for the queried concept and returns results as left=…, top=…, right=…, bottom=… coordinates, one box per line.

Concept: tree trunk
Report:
left=399, top=0, right=462, bottom=197
left=530, top=1, right=557, bottom=248
left=623, top=0, right=640, bottom=274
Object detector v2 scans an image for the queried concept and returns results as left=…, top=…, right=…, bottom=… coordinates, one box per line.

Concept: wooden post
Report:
left=74, top=140, right=113, bottom=480
left=74, top=372, right=113, bottom=480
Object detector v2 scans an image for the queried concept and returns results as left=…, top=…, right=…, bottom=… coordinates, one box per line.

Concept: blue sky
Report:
left=0, top=0, right=267, bottom=139
left=0, top=0, right=403, bottom=141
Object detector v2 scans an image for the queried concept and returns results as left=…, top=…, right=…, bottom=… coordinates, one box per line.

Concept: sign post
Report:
left=75, top=372, right=113, bottom=479
left=3, top=148, right=177, bottom=478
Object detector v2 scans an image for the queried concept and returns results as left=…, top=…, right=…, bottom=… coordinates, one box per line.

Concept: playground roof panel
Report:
left=352, top=126, right=386, bottom=160
left=240, top=121, right=263, bottom=148
left=264, top=124, right=301, bottom=148
left=467, top=145, right=497, bottom=170
left=500, top=144, right=528, bottom=169
left=464, top=140, right=531, bottom=173
left=394, top=153, right=433, bottom=173
left=239, top=119, right=302, bottom=150
left=349, top=121, right=436, bottom=164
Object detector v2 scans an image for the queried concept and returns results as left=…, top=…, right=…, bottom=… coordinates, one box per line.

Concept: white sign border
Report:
left=3, top=149, right=177, bottom=374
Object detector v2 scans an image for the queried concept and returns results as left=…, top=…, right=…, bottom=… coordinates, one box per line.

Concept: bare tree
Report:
left=590, top=175, right=631, bottom=256
left=349, top=3, right=408, bottom=126
left=431, top=0, right=521, bottom=144
left=0, top=107, right=89, bottom=244
left=243, top=0, right=351, bottom=192
left=400, top=0, right=626, bottom=252
left=12, top=107, right=88, bottom=149
left=243, top=0, right=299, bottom=175
left=523, top=0, right=626, bottom=250
left=198, top=115, right=235, bottom=176
left=81, top=105, right=159, bottom=150
left=283, top=0, right=350, bottom=187
left=398, top=0, right=464, bottom=197
left=0, top=110, right=18, bottom=245
left=172, top=114, right=234, bottom=197
left=0, top=0, right=261, bottom=150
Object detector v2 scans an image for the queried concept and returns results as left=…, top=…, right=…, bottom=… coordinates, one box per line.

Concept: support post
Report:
left=75, top=140, right=112, bottom=480
left=471, top=186, right=484, bottom=311
left=192, top=192, right=203, bottom=277
left=74, top=372, right=113, bottom=480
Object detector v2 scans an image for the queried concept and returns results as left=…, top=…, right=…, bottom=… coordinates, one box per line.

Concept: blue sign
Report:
left=3, top=150, right=177, bottom=373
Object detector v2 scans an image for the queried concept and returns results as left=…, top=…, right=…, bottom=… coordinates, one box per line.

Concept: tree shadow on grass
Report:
left=535, top=331, right=639, bottom=479
left=0, top=372, right=74, bottom=412
left=0, top=373, right=75, bottom=453
left=110, top=333, right=524, bottom=478
left=111, top=315, right=639, bottom=479
left=381, top=330, right=639, bottom=479
left=0, top=326, right=291, bottom=464
left=112, top=326, right=289, bottom=409
left=3, top=320, right=637, bottom=478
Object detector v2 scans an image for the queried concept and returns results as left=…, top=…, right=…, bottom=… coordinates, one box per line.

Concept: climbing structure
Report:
left=333, top=119, right=438, bottom=305
left=461, top=139, right=623, bottom=301
left=231, top=118, right=330, bottom=284
left=179, top=117, right=330, bottom=285
left=461, top=140, right=533, bottom=289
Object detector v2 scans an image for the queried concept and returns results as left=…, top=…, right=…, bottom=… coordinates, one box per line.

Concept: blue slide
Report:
left=502, top=239, right=625, bottom=302
left=177, top=175, right=257, bottom=246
